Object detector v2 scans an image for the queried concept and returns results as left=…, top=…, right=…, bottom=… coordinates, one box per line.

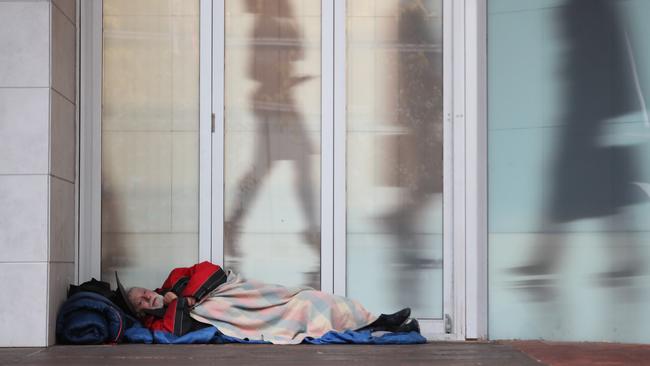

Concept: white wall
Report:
left=0, top=0, right=77, bottom=347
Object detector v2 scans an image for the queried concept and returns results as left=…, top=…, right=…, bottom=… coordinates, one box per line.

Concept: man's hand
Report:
left=186, top=297, right=196, bottom=307
left=163, top=292, right=178, bottom=305
left=163, top=292, right=197, bottom=307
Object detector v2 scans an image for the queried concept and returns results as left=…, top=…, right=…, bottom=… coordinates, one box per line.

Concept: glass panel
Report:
left=346, top=0, right=444, bottom=318
left=224, top=0, right=322, bottom=288
left=489, top=0, right=650, bottom=343
left=102, top=0, right=200, bottom=290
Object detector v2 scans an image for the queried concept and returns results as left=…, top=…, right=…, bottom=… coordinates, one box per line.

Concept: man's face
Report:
left=127, top=287, right=164, bottom=312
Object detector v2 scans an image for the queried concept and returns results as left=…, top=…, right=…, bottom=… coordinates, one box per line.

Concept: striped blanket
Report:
left=190, top=271, right=378, bottom=344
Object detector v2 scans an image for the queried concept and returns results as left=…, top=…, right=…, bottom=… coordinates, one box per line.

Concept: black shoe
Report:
left=395, top=318, right=420, bottom=333
left=379, top=308, right=411, bottom=328
left=358, top=308, right=411, bottom=332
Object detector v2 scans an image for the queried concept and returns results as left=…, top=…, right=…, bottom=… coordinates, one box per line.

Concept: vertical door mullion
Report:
left=464, top=0, right=488, bottom=340
left=321, top=0, right=335, bottom=294
left=199, top=0, right=213, bottom=262
left=442, top=0, right=454, bottom=331
left=210, top=0, right=225, bottom=266
left=333, top=0, right=347, bottom=297
left=451, top=0, right=467, bottom=339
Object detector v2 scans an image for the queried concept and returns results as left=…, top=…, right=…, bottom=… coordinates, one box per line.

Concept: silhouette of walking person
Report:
left=514, top=0, right=647, bottom=296
left=225, top=0, right=320, bottom=285
left=380, top=0, right=443, bottom=309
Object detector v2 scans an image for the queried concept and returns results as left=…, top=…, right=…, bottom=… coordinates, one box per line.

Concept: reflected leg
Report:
left=511, top=219, right=564, bottom=276
left=293, top=128, right=319, bottom=254
left=509, top=219, right=565, bottom=301
left=292, top=123, right=320, bottom=289
left=225, top=119, right=272, bottom=260
left=383, top=190, right=441, bottom=310
left=597, top=210, right=645, bottom=287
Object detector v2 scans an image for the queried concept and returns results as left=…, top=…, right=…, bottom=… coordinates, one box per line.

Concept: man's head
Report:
left=126, top=287, right=164, bottom=315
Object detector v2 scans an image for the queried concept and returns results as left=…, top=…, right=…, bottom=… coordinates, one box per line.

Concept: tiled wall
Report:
left=0, top=0, right=77, bottom=347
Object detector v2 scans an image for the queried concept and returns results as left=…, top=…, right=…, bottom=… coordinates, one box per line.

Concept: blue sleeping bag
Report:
left=56, top=292, right=140, bottom=344
left=124, top=326, right=427, bottom=345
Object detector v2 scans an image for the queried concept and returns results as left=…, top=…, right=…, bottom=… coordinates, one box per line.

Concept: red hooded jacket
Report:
left=143, top=261, right=227, bottom=335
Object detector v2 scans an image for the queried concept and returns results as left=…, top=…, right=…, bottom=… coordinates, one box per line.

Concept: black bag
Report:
left=68, top=278, right=115, bottom=299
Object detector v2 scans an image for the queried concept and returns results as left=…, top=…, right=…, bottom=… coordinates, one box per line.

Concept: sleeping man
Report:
left=119, top=261, right=420, bottom=344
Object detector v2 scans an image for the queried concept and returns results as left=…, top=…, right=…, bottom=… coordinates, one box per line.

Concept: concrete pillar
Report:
left=0, top=0, right=77, bottom=347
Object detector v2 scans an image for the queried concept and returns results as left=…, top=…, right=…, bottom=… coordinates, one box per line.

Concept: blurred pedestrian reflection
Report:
left=514, top=0, right=648, bottom=299
left=225, top=0, right=320, bottom=287
left=380, top=0, right=443, bottom=309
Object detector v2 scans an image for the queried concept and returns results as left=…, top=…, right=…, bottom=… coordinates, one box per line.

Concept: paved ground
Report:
left=0, top=343, right=540, bottom=366
left=3, top=341, right=650, bottom=365
left=508, top=341, right=650, bottom=366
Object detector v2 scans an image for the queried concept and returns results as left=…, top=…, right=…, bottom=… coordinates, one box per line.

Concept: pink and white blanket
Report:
left=190, top=271, right=377, bottom=344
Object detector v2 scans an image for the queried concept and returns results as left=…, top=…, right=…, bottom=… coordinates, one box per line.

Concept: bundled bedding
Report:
left=56, top=291, right=139, bottom=344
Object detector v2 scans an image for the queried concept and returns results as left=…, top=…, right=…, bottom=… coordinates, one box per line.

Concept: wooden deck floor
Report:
left=0, top=342, right=541, bottom=366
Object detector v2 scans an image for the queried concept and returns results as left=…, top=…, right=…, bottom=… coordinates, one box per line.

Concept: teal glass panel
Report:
left=489, top=0, right=650, bottom=343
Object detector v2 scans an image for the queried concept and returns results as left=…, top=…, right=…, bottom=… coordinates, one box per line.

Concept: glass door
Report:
left=100, top=0, right=206, bottom=289
left=221, top=0, right=323, bottom=288
left=344, top=0, right=444, bottom=317
left=341, top=0, right=449, bottom=334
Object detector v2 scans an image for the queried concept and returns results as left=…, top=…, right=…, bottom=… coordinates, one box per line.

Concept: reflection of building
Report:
left=1, top=0, right=650, bottom=347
